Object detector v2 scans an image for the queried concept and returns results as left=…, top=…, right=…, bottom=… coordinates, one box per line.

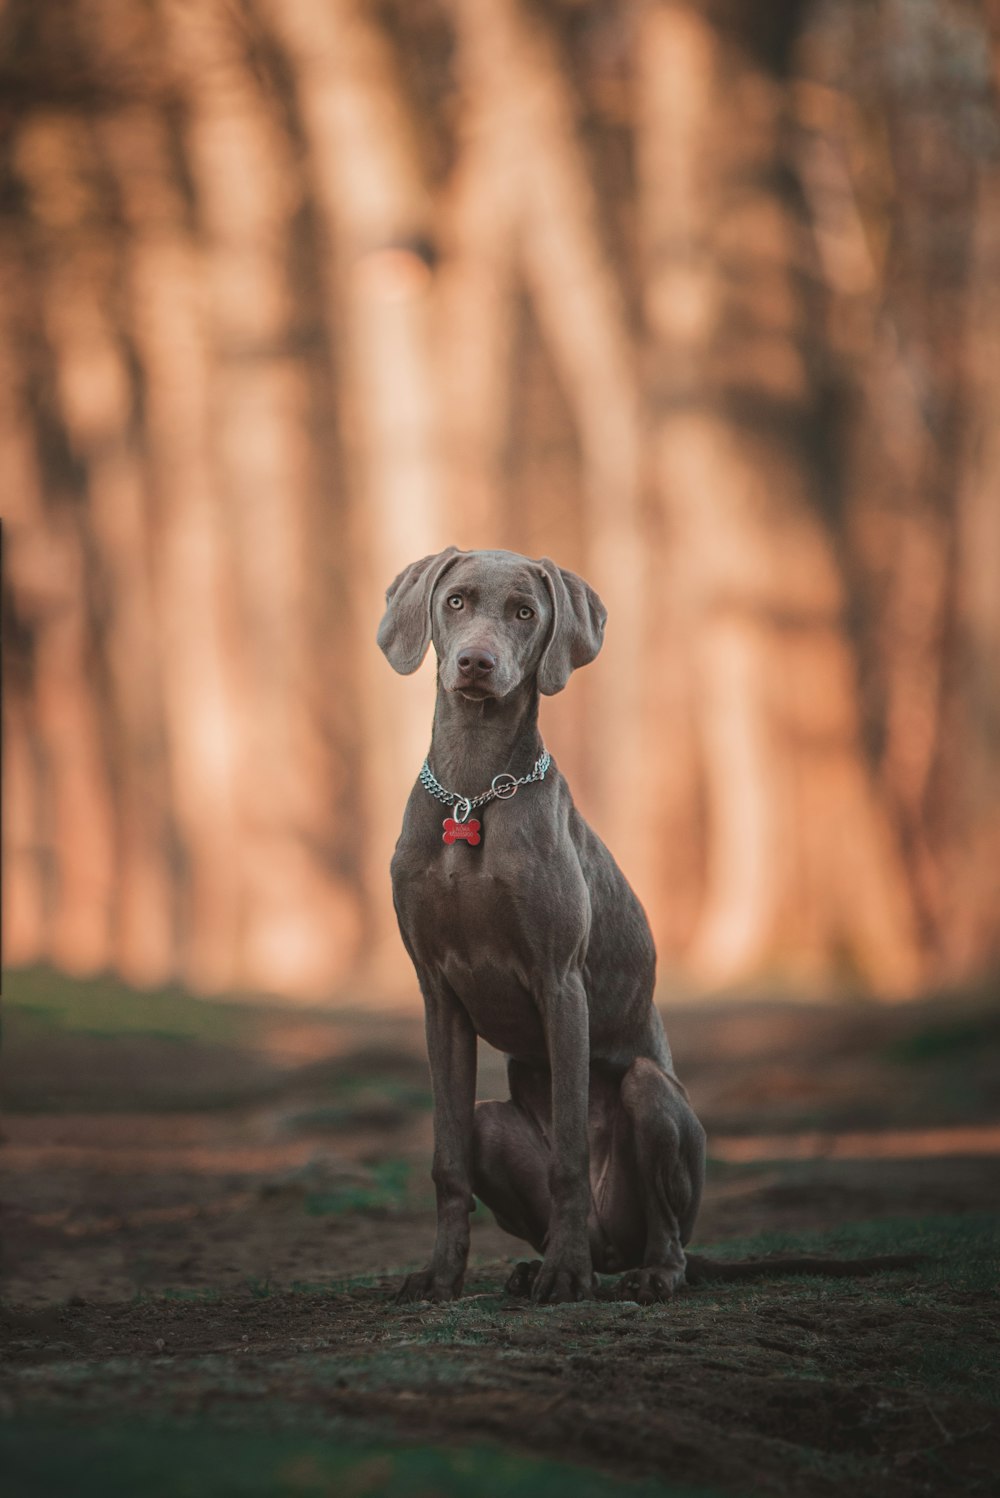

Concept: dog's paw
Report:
left=615, top=1264, right=685, bottom=1305
left=504, top=1260, right=542, bottom=1298
left=394, top=1267, right=462, bottom=1304
left=530, top=1255, right=597, bottom=1305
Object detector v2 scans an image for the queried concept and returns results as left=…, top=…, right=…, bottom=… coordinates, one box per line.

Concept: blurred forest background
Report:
left=2, top=0, right=999, bottom=1006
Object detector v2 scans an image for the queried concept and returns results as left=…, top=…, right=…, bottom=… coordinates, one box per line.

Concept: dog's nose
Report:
left=457, top=649, right=496, bottom=679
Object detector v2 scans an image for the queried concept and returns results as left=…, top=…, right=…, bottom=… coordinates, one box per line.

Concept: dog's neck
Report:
left=428, top=676, right=544, bottom=796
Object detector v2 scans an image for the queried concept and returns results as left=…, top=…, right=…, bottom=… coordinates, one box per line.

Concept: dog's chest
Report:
left=393, top=847, right=549, bottom=1058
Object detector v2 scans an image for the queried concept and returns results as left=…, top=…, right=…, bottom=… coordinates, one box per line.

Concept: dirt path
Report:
left=2, top=970, right=998, bottom=1496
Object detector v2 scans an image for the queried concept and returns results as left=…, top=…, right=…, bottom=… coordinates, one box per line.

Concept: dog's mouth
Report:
left=444, top=673, right=505, bottom=702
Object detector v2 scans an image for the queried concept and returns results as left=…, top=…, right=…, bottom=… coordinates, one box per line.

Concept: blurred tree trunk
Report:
left=98, top=93, right=245, bottom=995
left=837, top=0, right=979, bottom=964
left=32, top=204, right=176, bottom=988
left=2, top=119, right=122, bottom=979
left=434, top=40, right=518, bottom=550
left=0, top=329, right=56, bottom=969
left=637, top=0, right=923, bottom=992
left=449, top=0, right=649, bottom=884
left=794, top=0, right=997, bottom=980
left=950, top=155, right=1000, bottom=975
left=947, top=11, right=1000, bottom=974
left=262, top=0, right=442, bottom=989
left=160, top=0, right=360, bottom=996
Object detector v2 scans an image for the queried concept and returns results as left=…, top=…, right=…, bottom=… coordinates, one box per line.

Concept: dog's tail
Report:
left=683, top=1250, right=925, bottom=1285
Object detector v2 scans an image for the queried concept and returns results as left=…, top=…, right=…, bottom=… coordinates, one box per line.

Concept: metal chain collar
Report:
left=419, top=748, right=551, bottom=823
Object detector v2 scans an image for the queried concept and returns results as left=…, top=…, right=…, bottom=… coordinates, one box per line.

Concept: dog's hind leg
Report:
left=611, top=1057, right=706, bottom=1304
left=473, top=1061, right=593, bottom=1299
left=472, top=1095, right=550, bottom=1254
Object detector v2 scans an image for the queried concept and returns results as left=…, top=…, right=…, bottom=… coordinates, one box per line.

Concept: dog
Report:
left=378, top=546, right=705, bottom=1304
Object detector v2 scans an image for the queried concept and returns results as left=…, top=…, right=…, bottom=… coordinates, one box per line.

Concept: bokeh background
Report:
left=4, top=7, right=1000, bottom=1494
left=3, top=0, right=1000, bottom=1007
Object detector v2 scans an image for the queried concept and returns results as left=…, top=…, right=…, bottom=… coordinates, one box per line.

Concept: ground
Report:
left=2, top=968, right=999, bottom=1497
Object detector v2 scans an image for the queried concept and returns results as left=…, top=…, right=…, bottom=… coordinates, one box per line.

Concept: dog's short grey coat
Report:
left=378, top=547, right=706, bottom=1304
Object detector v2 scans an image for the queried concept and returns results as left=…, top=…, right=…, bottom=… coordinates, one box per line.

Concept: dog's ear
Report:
left=377, top=547, right=463, bottom=674
left=536, top=559, right=607, bottom=696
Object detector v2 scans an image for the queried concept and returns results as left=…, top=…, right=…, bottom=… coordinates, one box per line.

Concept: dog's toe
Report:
left=394, top=1267, right=461, bottom=1304
left=530, top=1257, right=597, bottom=1305
left=504, top=1260, right=542, bottom=1298
left=615, top=1265, right=685, bottom=1304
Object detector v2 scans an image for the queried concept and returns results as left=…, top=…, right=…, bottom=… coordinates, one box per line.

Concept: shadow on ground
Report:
left=2, top=967, right=998, bottom=1497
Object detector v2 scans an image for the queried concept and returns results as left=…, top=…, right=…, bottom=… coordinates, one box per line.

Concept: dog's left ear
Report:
left=377, top=547, right=463, bottom=674
left=536, top=559, right=607, bottom=696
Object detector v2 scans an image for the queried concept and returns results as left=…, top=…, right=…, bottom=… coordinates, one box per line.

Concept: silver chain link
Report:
left=419, top=749, right=551, bottom=822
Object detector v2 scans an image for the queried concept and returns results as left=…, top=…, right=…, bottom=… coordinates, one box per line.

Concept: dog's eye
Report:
left=516, top=606, right=535, bottom=620
left=446, top=595, right=464, bottom=610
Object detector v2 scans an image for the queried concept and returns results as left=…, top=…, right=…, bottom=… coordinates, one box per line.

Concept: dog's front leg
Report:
left=396, top=978, right=477, bottom=1303
left=533, top=972, right=595, bottom=1303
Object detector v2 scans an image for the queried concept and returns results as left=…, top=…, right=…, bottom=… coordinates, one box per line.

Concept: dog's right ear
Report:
left=377, top=548, right=463, bottom=674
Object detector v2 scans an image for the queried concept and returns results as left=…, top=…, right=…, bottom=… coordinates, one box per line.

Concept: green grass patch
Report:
left=304, top=1159, right=415, bottom=1216
left=284, top=1085, right=432, bottom=1135
left=687, top=1213, right=1000, bottom=1403
left=156, top=1287, right=225, bottom=1303
left=1, top=966, right=432, bottom=1117
left=689, top=1210, right=998, bottom=1282
left=895, top=1330, right=1000, bottom=1399
left=1, top=966, right=267, bottom=1045
left=882, top=1008, right=1000, bottom=1064
left=0, top=1420, right=714, bottom=1498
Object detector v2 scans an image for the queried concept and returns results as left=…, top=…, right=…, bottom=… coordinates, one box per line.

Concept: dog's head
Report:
left=377, top=547, right=606, bottom=699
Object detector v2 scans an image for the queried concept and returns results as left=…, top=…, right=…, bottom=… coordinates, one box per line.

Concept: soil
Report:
left=2, top=969, right=999, bottom=1497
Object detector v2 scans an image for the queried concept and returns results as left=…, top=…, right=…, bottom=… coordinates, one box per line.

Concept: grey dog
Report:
left=378, top=546, right=705, bottom=1304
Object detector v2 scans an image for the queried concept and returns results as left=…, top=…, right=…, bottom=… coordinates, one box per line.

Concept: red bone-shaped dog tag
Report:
left=442, top=817, right=481, bottom=846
